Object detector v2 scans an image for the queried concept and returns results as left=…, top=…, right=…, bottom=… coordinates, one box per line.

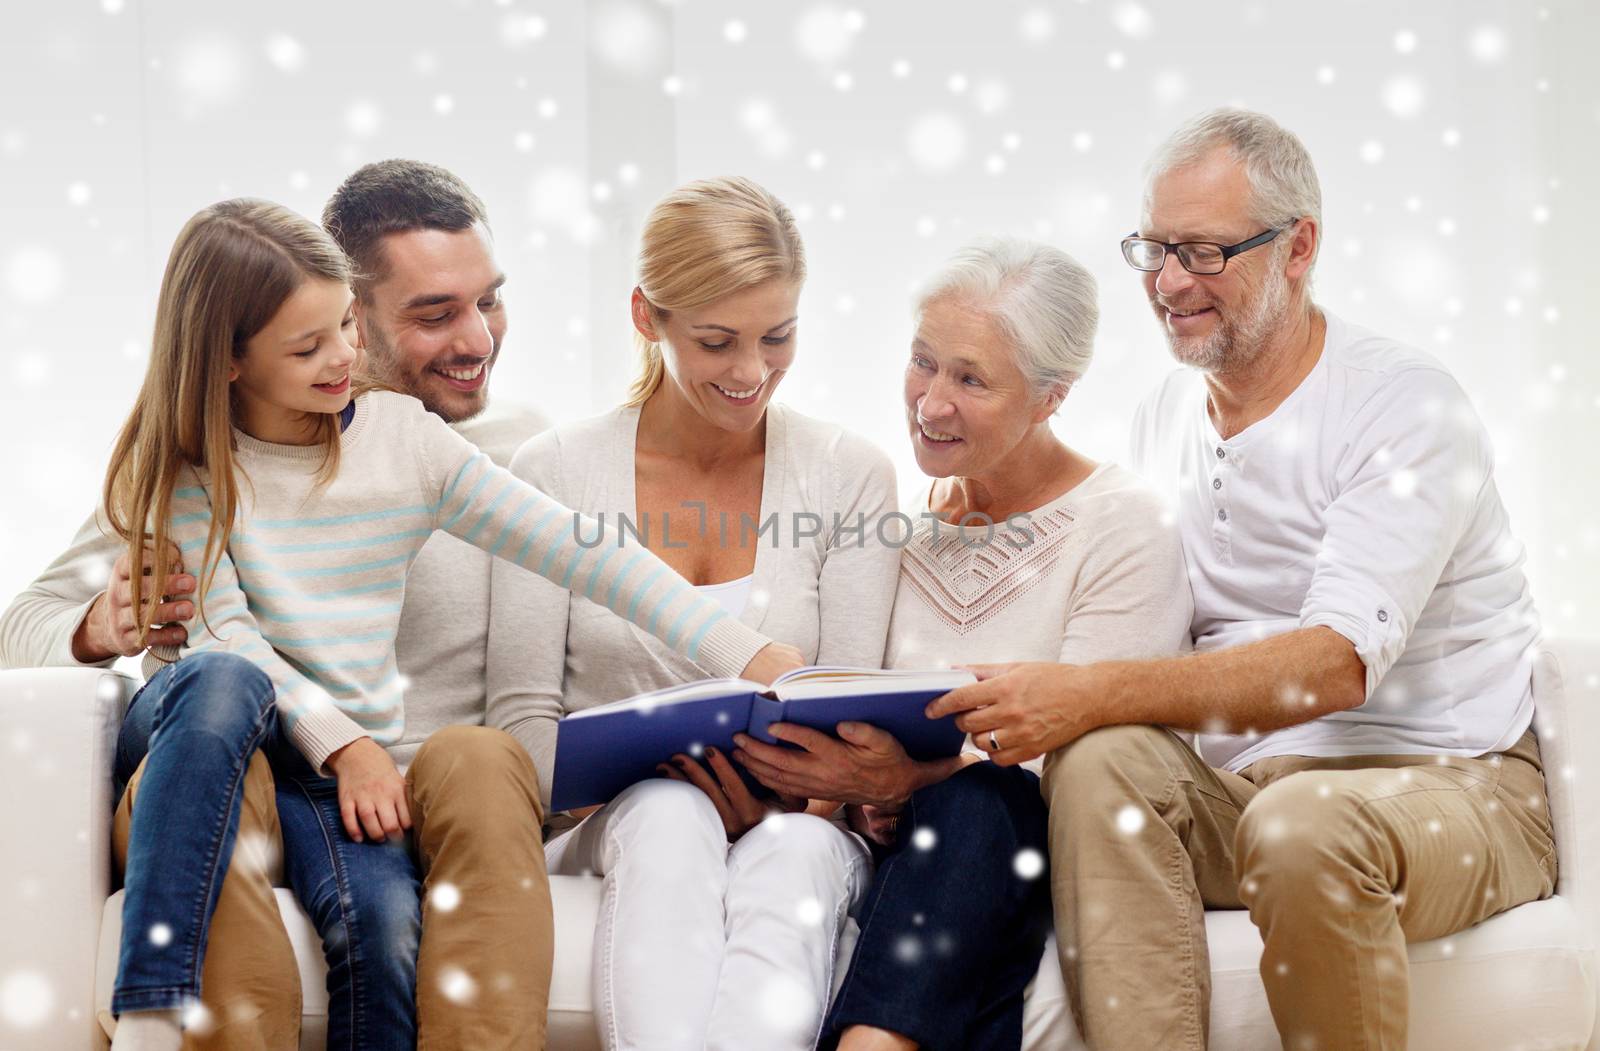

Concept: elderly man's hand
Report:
left=924, top=662, right=1103, bottom=765
left=731, top=722, right=962, bottom=808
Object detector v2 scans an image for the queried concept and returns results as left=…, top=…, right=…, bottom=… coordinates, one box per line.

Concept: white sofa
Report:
left=3, top=642, right=1597, bottom=1050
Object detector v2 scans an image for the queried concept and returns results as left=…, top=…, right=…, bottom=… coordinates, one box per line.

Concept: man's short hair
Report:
left=322, top=159, right=490, bottom=297
left=1145, top=108, right=1322, bottom=264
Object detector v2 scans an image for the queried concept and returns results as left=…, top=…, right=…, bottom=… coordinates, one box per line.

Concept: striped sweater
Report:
left=157, top=391, right=771, bottom=773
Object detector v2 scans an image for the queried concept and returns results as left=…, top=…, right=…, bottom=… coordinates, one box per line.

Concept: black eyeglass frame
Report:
left=1121, top=220, right=1298, bottom=275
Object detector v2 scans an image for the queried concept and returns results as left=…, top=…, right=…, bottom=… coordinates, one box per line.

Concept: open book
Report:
left=550, top=666, right=975, bottom=812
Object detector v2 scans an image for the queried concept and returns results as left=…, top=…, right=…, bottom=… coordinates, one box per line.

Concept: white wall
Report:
left=1, top=0, right=1595, bottom=638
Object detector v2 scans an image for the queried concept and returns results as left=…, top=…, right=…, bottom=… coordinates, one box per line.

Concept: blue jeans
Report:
left=111, top=651, right=277, bottom=1015
left=116, top=654, right=422, bottom=1049
left=822, top=762, right=1053, bottom=1051
left=264, top=738, right=421, bottom=1051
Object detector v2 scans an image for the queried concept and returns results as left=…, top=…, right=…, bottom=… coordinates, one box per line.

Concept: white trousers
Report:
left=545, top=779, right=872, bottom=1051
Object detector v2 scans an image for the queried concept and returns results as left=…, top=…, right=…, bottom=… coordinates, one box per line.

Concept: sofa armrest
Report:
left=1535, top=639, right=1600, bottom=1051
left=1538, top=642, right=1599, bottom=906
left=0, top=668, right=137, bottom=1050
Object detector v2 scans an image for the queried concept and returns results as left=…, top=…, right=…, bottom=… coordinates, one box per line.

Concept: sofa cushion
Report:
left=97, top=880, right=1594, bottom=1050
left=1203, top=898, right=1596, bottom=1051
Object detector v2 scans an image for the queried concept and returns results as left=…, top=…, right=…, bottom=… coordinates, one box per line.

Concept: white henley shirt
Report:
left=1130, top=309, right=1538, bottom=772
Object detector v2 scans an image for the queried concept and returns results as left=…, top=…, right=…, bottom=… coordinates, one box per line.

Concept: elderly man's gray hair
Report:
left=914, top=237, right=1098, bottom=407
left=1145, top=108, right=1322, bottom=261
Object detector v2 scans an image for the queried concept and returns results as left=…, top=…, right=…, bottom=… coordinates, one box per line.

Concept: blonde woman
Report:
left=486, top=177, right=901, bottom=1050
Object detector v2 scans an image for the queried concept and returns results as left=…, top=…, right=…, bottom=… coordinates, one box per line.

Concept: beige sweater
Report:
left=886, top=462, right=1194, bottom=702
left=485, top=402, right=904, bottom=808
left=388, top=404, right=549, bottom=767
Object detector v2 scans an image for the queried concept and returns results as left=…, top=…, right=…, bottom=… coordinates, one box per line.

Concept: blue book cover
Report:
left=551, top=667, right=975, bottom=813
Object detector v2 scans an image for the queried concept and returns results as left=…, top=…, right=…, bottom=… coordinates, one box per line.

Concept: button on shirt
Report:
left=1130, top=310, right=1538, bottom=772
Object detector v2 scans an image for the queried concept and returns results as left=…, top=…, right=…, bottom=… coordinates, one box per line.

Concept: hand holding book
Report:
left=738, top=640, right=806, bottom=686
left=845, top=802, right=905, bottom=847
left=658, top=745, right=807, bottom=841
left=731, top=719, right=970, bottom=808
left=551, top=666, right=974, bottom=813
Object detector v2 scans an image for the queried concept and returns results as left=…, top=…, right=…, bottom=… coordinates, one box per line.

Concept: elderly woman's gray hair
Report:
left=1145, top=107, right=1322, bottom=263
left=913, top=237, right=1098, bottom=407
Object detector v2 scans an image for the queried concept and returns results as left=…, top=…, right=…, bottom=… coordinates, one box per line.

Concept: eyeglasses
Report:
left=1121, top=221, right=1297, bottom=275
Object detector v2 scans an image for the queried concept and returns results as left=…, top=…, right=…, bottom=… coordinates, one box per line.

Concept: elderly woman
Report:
left=731, top=238, right=1193, bottom=1050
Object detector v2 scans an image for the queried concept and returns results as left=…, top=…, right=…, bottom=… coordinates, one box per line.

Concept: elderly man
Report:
left=1, top=160, right=554, bottom=1050
left=928, top=108, right=1553, bottom=1050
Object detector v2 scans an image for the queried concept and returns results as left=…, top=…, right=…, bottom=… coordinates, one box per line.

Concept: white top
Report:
left=485, top=402, right=904, bottom=808
left=1130, top=309, right=1538, bottom=772
left=695, top=573, right=755, bottom=618
left=885, top=463, right=1194, bottom=771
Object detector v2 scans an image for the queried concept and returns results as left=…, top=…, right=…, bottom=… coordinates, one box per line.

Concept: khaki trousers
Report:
left=114, top=753, right=301, bottom=1050
left=115, top=725, right=555, bottom=1050
left=1042, top=726, right=1556, bottom=1051
left=405, top=725, right=554, bottom=1051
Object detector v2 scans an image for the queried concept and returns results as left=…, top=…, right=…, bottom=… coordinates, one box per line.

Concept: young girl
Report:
left=103, top=198, right=797, bottom=1051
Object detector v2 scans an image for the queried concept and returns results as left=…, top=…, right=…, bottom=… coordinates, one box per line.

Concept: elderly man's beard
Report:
left=1157, top=260, right=1292, bottom=375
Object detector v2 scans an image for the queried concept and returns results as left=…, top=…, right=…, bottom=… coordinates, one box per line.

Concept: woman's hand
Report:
left=326, top=737, right=411, bottom=843
left=846, top=802, right=904, bottom=847
left=658, top=746, right=805, bottom=841
left=732, top=721, right=963, bottom=808
left=738, top=642, right=805, bottom=686
left=924, top=662, right=1102, bottom=764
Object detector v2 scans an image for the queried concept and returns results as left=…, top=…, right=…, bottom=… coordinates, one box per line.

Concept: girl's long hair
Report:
left=103, top=198, right=354, bottom=647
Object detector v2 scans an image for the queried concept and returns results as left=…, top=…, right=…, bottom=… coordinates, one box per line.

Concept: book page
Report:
left=563, top=676, right=761, bottom=718
left=773, top=667, right=974, bottom=699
